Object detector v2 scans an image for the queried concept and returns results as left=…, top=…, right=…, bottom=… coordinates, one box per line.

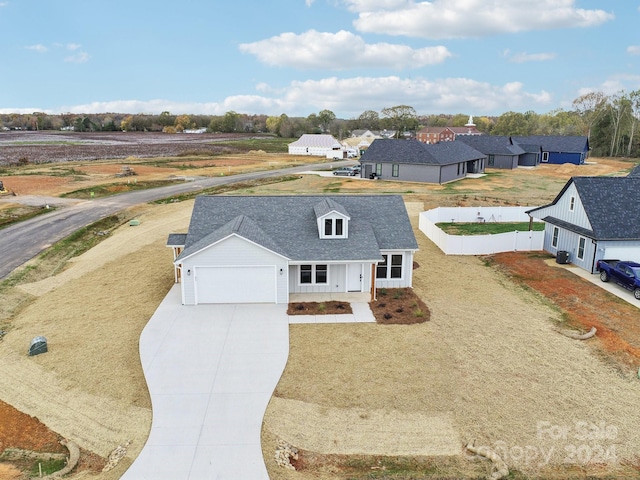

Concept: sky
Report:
left=0, top=0, right=638, bottom=119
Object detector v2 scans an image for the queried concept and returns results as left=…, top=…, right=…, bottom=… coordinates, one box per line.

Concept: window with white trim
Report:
left=321, top=217, right=346, bottom=238
left=542, top=152, right=549, bottom=162
left=551, top=226, right=559, bottom=248
left=376, top=254, right=403, bottom=279
left=375, top=163, right=382, bottom=176
left=300, top=264, right=328, bottom=284
left=392, top=164, right=399, bottom=177
left=577, top=237, right=586, bottom=260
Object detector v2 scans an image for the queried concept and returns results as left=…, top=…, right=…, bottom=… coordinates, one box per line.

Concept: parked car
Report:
left=596, top=259, right=640, bottom=300
left=333, top=166, right=359, bottom=176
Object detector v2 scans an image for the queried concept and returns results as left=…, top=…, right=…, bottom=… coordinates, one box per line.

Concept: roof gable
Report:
left=529, top=177, right=640, bottom=240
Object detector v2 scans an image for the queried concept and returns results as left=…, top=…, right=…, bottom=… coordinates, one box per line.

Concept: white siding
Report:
left=180, top=235, right=288, bottom=305
left=375, top=251, right=414, bottom=289
left=288, top=262, right=374, bottom=294
left=531, top=183, right=593, bottom=231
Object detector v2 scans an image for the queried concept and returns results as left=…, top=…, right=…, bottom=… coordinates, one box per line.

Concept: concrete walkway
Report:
left=121, top=285, right=290, bottom=480
left=122, top=286, right=376, bottom=479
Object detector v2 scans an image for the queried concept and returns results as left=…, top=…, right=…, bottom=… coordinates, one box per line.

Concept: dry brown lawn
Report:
left=1, top=155, right=639, bottom=479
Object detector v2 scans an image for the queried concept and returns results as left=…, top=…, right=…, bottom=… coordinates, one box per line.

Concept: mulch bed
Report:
left=370, top=288, right=431, bottom=325
left=287, top=301, right=353, bottom=315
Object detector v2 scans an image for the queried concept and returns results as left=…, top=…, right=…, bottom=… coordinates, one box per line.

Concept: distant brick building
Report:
left=417, top=116, right=482, bottom=144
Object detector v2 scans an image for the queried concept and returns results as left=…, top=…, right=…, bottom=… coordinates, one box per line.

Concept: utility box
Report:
left=556, top=251, right=570, bottom=264
left=29, top=336, right=48, bottom=356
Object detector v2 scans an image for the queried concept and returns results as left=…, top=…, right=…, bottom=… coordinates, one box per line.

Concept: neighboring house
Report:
left=456, top=135, right=525, bottom=169
left=348, top=129, right=381, bottom=151
left=514, top=142, right=542, bottom=167
left=288, top=134, right=343, bottom=158
left=512, top=135, right=589, bottom=165
left=359, top=138, right=486, bottom=184
left=167, top=195, right=418, bottom=305
left=527, top=175, right=640, bottom=273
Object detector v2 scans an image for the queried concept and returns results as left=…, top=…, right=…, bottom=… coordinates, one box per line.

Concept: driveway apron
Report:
left=121, top=285, right=290, bottom=479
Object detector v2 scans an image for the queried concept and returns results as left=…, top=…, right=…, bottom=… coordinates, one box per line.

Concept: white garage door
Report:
left=195, top=266, right=276, bottom=304
left=603, top=247, right=640, bottom=263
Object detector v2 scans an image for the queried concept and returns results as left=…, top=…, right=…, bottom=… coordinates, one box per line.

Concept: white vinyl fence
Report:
left=419, top=206, right=545, bottom=255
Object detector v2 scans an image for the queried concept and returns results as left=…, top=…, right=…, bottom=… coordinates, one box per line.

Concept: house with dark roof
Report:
left=512, top=135, right=589, bottom=165
left=527, top=175, right=640, bottom=273
left=628, top=163, right=640, bottom=177
left=359, top=138, right=486, bottom=184
left=456, top=135, right=526, bottom=169
left=167, top=195, right=418, bottom=305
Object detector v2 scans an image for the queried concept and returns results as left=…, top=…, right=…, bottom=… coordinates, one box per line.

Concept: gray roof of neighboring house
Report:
left=527, top=176, right=640, bottom=240
left=174, top=195, right=418, bottom=262
left=456, top=135, right=525, bottom=156
left=360, top=138, right=485, bottom=166
left=511, top=135, right=589, bottom=153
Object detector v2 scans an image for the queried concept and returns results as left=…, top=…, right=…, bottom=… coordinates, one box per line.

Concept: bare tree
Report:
left=572, top=91, right=606, bottom=141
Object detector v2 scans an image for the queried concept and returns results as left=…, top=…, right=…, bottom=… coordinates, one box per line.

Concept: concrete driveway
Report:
left=121, top=285, right=290, bottom=480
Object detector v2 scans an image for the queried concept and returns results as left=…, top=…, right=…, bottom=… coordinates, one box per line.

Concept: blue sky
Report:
left=0, top=1, right=638, bottom=119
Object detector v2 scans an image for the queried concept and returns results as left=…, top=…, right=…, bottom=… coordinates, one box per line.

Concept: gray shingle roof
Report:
left=511, top=135, right=589, bottom=153
left=361, top=138, right=485, bottom=165
left=456, top=135, right=525, bottom=155
left=528, top=176, right=640, bottom=240
left=628, top=164, right=640, bottom=177
left=167, top=233, right=187, bottom=246
left=176, top=195, right=418, bottom=262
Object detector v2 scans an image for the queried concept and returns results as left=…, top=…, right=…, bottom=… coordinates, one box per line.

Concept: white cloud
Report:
left=577, top=74, right=640, bottom=97
left=50, top=75, right=552, bottom=117
left=0, top=2, right=8, bottom=6
left=66, top=43, right=82, bottom=51
left=627, top=45, right=640, bottom=55
left=239, top=30, right=451, bottom=69
left=346, top=0, right=614, bottom=39
left=305, top=0, right=314, bottom=6
left=25, top=44, right=48, bottom=53
left=506, top=51, right=557, bottom=63
left=64, top=52, right=90, bottom=63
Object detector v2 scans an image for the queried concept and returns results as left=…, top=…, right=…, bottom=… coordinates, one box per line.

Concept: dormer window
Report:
left=323, top=217, right=345, bottom=237
left=314, top=198, right=350, bottom=239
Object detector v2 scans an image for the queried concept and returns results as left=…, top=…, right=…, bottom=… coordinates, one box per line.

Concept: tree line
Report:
left=1, top=89, right=638, bottom=157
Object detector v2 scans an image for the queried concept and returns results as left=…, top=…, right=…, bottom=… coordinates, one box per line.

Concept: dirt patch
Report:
left=486, top=251, right=640, bottom=372
left=287, top=301, right=352, bottom=315
left=0, top=400, right=64, bottom=454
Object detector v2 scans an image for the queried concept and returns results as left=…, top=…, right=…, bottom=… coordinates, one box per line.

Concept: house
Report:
left=167, top=195, right=418, bottom=305
left=416, top=116, right=482, bottom=144
left=526, top=175, right=640, bottom=273
left=456, top=135, right=525, bottom=169
left=359, top=138, right=486, bottom=184
left=288, top=134, right=343, bottom=158
left=511, top=135, right=589, bottom=165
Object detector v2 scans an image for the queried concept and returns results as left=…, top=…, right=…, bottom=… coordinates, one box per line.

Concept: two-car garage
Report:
left=193, top=266, right=278, bottom=304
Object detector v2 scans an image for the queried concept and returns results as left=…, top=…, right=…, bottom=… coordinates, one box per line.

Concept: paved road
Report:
left=0, top=161, right=355, bottom=279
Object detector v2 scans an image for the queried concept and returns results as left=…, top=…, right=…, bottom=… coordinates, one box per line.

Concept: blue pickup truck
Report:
left=596, top=259, right=640, bottom=300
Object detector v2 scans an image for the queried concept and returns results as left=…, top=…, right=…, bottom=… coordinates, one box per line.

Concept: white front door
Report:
left=347, top=263, right=362, bottom=292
